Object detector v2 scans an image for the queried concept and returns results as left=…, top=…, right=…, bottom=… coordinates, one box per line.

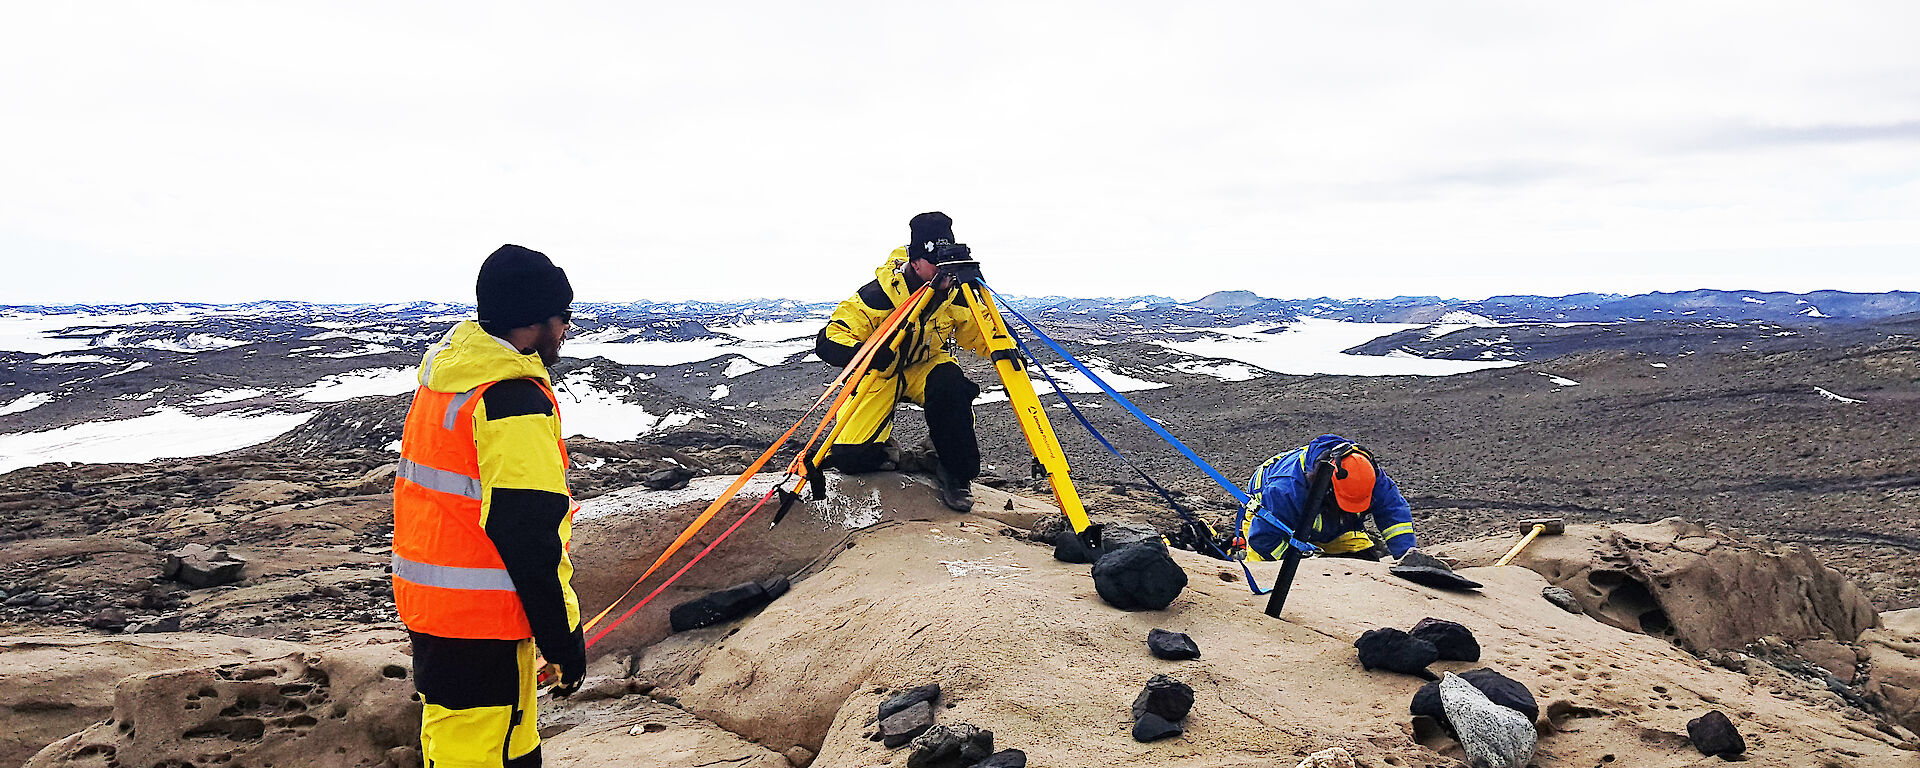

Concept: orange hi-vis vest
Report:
left=392, top=379, right=564, bottom=640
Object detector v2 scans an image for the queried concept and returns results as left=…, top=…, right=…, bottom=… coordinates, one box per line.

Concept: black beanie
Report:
left=909, top=212, right=955, bottom=260
left=476, top=244, right=572, bottom=331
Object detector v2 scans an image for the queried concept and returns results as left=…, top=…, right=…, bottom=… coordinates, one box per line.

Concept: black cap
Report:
left=476, top=244, right=572, bottom=331
left=909, top=212, right=954, bottom=260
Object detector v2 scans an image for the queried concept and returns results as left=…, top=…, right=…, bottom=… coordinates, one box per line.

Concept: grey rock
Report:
left=879, top=683, right=941, bottom=721
left=879, top=700, right=935, bottom=748
left=1147, top=628, right=1201, bottom=660
left=642, top=466, right=696, bottom=490
left=163, top=544, right=248, bottom=588
left=1131, top=712, right=1183, bottom=742
left=1542, top=586, right=1583, bottom=613
left=130, top=615, right=183, bottom=633
left=1439, top=672, right=1536, bottom=768
left=1092, top=543, right=1188, bottom=611
left=1687, top=710, right=1745, bottom=757
left=905, top=723, right=993, bottom=768
left=1131, top=674, right=1194, bottom=722
left=1099, top=522, right=1163, bottom=553
left=1410, top=617, right=1480, bottom=662
left=5, top=592, right=39, bottom=606
left=85, top=608, right=128, bottom=631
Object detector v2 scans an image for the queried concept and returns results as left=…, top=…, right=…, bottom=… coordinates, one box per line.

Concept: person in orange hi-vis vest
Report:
left=393, top=244, right=582, bottom=767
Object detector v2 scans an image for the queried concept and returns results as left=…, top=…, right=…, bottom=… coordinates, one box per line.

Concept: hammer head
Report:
left=1520, top=517, right=1565, bottom=535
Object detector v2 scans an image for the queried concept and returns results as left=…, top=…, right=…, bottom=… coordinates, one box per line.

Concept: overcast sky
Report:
left=2, top=2, right=1917, bottom=305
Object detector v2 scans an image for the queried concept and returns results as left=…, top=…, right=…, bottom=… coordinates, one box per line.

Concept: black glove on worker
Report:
left=543, top=628, right=587, bottom=697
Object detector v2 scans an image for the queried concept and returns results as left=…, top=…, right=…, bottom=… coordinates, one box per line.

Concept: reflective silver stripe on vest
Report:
left=442, top=389, right=477, bottom=431
left=392, top=554, right=516, bottom=591
left=396, top=458, right=482, bottom=500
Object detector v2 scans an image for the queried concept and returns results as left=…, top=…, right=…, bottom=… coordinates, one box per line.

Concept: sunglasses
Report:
left=558, top=310, right=573, bottom=326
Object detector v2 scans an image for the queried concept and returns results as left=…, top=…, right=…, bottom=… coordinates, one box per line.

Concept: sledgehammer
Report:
left=1494, top=517, right=1564, bottom=567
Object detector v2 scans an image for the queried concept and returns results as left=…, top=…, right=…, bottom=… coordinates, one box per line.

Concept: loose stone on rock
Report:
left=1355, top=627, right=1439, bottom=680
left=1411, top=668, right=1538, bottom=727
left=1131, top=674, right=1194, bottom=722
left=1131, top=712, right=1184, bottom=742
left=904, top=723, right=993, bottom=768
left=1410, top=617, right=1480, bottom=662
left=879, top=683, right=942, bottom=721
left=972, top=749, right=1027, bottom=768
left=1542, top=586, right=1583, bottom=613
left=1687, top=710, right=1746, bottom=757
left=641, top=466, right=696, bottom=490
left=1052, top=527, right=1100, bottom=564
left=1092, top=542, right=1188, bottom=611
left=162, top=543, right=248, bottom=589
left=1439, top=672, right=1536, bottom=768
left=1098, top=522, right=1163, bottom=553
left=879, top=700, right=936, bottom=748
left=668, top=580, right=777, bottom=632
left=1147, top=628, right=1202, bottom=660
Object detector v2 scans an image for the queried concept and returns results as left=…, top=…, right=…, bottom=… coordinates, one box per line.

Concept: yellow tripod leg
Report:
left=961, top=284, right=1092, bottom=534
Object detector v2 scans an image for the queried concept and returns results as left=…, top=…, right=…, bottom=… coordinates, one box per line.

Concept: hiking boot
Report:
left=931, top=461, right=974, bottom=512
left=939, top=477, right=975, bottom=512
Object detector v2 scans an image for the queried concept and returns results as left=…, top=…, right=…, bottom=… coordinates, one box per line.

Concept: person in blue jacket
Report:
left=1237, top=435, right=1417, bottom=562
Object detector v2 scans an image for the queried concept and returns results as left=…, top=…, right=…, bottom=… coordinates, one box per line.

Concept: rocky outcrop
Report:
left=1435, top=518, right=1880, bottom=651
left=0, top=634, right=307, bottom=767
left=26, top=635, right=417, bottom=768
left=1863, top=608, right=1920, bottom=733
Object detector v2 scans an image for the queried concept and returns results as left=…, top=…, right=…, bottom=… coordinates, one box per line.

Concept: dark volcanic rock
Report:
left=758, top=575, right=791, bottom=601
left=1410, top=617, right=1480, bottom=662
left=1687, top=710, right=1746, bottom=757
left=1130, top=712, right=1183, bottom=742
left=879, top=700, right=935, bottom=748
left=642, top=466, right=696, bottom=490
left=1147, top=628, right=1201, bottom=660
left=973, top=749, right=1027, bottom=768
left=85, top=608, right=128, bottom=631
left=1355, top=627, right=1439, bottom=679
left=1411, top=668, right=1538, bottom=726
left=905, top=723, right=993, bottom=767
left=1389, top=549, right=1481, bottom=591
left=1052, top=526, right=1101, bottom=564
left=1130, top=674, right=1194, bottom=722
left=668, top=581, right=772, bottom=632
left=1092, top=543, right=1188, bottom=611
left=879, top=683, right=942, bottom=721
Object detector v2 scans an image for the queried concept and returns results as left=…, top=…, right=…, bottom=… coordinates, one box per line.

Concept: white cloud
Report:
left=1, top=2, right=1917, bottom=304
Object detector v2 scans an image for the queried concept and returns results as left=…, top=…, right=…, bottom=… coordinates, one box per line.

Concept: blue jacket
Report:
left=1241, top=434, right=1417, bottom=559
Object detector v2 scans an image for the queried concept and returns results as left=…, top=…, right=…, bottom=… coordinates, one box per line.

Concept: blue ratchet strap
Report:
left=984, top=284, right=1316, bottom=567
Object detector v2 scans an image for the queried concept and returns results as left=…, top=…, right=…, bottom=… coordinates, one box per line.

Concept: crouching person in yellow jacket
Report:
left=814, top=212, right=992, bottom=511
left=393, top=245, right=585, bottom=767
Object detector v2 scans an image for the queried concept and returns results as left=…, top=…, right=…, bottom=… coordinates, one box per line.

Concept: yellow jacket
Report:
left=816, top=248, right=990, bottom=375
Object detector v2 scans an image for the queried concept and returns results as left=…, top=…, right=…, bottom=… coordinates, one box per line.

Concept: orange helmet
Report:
left=1330, top=449, right=1376, bottom=514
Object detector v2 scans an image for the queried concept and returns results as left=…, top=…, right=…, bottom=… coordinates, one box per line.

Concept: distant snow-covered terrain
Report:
left=1, top=288, right=1911, bottom=473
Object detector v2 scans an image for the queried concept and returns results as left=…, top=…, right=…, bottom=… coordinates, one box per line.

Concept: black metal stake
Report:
left=1264, top=545, right=1303, bottom=618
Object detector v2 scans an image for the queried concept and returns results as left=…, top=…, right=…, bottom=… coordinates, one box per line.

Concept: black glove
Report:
left=543, top=629, right=587, bottom=697
left=865, top=345, right=896, bottom=373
